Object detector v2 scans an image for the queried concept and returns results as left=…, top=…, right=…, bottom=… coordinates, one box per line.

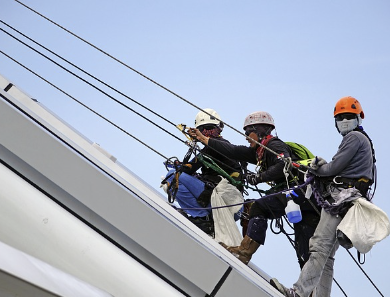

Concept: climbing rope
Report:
left=0, top=50, right=172, bottom=160
left=177, top=176, right=314, bottom=212
left=0, top=20, right=179, bottom=130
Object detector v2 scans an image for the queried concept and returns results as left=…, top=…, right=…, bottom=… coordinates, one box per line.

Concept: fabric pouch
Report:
left=211, top=178, right=243, bottom=246
left=337, top=198, right=390, bottom=253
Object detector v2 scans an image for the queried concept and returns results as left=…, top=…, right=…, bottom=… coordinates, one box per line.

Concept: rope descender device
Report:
left=176, top=123, right=193, bottom=142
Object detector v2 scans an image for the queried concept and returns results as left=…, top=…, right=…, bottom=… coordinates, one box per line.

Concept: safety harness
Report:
left=196, top=154, right=242, bottom=188
left=162, top=141, right=244, bottom=204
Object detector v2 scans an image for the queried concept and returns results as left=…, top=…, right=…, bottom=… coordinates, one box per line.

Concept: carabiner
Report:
left=332, top=176, right=343, bottom=185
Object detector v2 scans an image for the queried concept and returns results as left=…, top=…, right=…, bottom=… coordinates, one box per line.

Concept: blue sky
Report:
left=1, top=1, right=390, bottom=296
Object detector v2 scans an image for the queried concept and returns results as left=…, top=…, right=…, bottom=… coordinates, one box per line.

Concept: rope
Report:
left=0, top=26, right=186, bottom=146
left=12, top=0, right=307, bottom=173
left=346, top=249, right=384, bottom=296
left=0, top=20, right=178, bottom=129
left=196, top=154, right=242, bottom=188
left=0, top=50, right=170, bottom=160
left=13, top=0, right=208, bottom=116
left=178, top=176, right=313, bottom=211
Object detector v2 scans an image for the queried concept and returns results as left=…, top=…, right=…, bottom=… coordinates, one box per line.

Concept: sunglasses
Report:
left=335, top=113, right=357, bottom=121
left=245, top=127, right=257, bottom=136
left=198, top=124, right=216, bottom=132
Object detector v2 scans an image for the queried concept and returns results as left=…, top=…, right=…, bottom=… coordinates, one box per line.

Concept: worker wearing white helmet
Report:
left=194, top=108, right=224, bottom=131
left=163, top=108, right=242, bottom=237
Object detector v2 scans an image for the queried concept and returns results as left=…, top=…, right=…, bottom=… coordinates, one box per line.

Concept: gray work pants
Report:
left=294, top=208, right=342, bottom=297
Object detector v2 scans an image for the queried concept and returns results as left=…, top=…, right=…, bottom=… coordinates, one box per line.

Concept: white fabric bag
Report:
left=337, top=198, right=390, bottom=254
left=211, top=178, right=243, bottom=246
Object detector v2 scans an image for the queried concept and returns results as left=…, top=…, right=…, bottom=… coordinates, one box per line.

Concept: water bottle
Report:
left=285, top=194, right=302, bottom=223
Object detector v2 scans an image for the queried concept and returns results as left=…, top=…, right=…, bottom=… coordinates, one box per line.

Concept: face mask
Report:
left=336, top=118, right=358, bottom=136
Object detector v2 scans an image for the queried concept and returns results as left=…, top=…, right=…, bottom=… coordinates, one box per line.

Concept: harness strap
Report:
left=197, top=154, right=242, bottom=188
left=321, top=176, right=372, bottom=197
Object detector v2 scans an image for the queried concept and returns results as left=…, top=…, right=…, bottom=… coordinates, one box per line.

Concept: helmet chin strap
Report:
left=255, top=125, right=274, bottom=140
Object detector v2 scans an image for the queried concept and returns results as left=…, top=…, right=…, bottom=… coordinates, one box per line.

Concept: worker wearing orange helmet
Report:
left=271, top=96, right=376, bottom=297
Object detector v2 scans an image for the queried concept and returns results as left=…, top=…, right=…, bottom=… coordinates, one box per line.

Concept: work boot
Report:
left=220, top=235, right=260, bottom=265
left=270, top=278, right=300, bottom=297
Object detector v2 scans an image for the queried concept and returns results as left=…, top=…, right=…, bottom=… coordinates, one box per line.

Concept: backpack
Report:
left=285, top=142, right=315, bottom=167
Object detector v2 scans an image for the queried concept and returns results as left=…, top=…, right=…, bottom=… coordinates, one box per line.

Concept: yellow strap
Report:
left=176, top=123, right=192, bottom=141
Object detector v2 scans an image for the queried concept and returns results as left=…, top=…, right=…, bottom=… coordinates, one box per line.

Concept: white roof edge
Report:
left=0, top=73, right=280, bottom=297
left=0, top=241, right=113, bottom=297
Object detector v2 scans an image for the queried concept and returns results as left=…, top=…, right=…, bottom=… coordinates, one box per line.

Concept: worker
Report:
left=162, top=108, right=242, bottom=236
left=270, top=96, right=375, bottom=297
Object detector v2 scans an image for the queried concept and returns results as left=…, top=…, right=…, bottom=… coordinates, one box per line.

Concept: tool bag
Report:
left=337, top=198, right=390, bottom=253
left=211, top=178, right=244, bottom=246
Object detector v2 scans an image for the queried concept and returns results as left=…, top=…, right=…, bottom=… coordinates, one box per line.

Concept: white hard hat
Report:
left=243, top=111, right=275, bottom=129
left=195, top=108, right=222, bottom=128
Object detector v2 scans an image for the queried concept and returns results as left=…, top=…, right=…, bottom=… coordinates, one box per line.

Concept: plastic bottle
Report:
left=285, top=193, right=302, bottom=223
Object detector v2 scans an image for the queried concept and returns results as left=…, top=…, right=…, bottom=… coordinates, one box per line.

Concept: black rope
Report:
left=0, top=20, right=178, bottom=129
left=346, top=249, right=384, bottom=296
left=0, top=50, right=169, bottom=160
left=0, top=27, right=186, bottom=146
left=14, top=0, right=208, bottom=115
left=332, top=278, right=348, bottom=297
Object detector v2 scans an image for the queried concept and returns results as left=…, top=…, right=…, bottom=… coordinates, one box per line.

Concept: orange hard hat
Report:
left=334, top=96, right=364, bottom=119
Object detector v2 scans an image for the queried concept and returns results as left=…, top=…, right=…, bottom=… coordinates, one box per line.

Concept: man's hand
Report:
left=187, top=128, right=209, bottom=145
left=310, top=156, right=327, bottom=170
left=246, top=172, right=262, bottom=185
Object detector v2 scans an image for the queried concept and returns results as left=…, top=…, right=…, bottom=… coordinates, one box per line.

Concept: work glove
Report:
left=160, top=176, right=169, bottom=193
left=309, top=156, right=327, bottom=170
left=245, top=172, right=262, bottom=185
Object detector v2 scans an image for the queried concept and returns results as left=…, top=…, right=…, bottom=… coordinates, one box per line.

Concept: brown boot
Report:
left=220, top=235, right=260, bottom=265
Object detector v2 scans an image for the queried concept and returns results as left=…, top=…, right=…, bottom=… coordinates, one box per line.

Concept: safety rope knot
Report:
left=283, top=157, right=293, bottom=187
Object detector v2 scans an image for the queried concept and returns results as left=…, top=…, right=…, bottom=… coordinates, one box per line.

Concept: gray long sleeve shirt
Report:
left=314, top=130, right=373, bottom=180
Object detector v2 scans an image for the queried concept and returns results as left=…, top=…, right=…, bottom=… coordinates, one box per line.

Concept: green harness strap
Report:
left=197, top=154, right=242, bottom=188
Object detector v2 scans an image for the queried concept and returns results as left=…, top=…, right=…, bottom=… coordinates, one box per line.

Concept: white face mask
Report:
left=336, top=118, right=359, bottom=136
